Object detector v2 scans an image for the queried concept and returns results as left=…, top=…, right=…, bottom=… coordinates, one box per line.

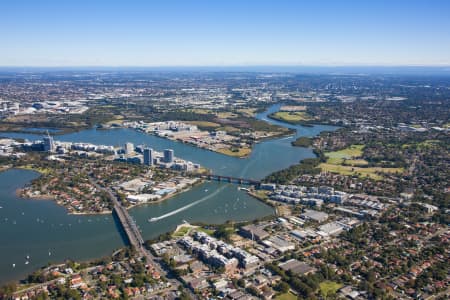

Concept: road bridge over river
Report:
left=88, top=178, right=164, bottom=275
left=199, top=174, right=261, bottom=186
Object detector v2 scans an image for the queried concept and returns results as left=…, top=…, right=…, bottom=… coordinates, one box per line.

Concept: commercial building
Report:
left=262, top=236, right=295, bottom=253
left=164, top=149, right=174, bottom=163
left=143, top=148, right=153, bottom=166
left=317, top=222, right=345, bottom=237
left=301, top=209, right=329, bottom=222
left=43, top=135, right=55, bottom=152
left=124, top=142, right=134, bottom=155
left=279, top=259, right=316, bottom=276
left=240, top=224, right=270, bottom=241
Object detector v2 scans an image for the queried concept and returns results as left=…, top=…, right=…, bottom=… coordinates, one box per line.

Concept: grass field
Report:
left=251, top=190, right=269, bottom=200
left=104, top=116, right=125, bottom=126
left=275, top=292, right=297, bottom=300
left=319, top=281, right=342, bottom=298
left=189, top=108, right=212, bottom=115
left=320, top=163, right=403, bottom=180
left=216, top=147, right=252, bottom=158
left=237, top=108, right=258, bottom=117
left=186, top=121, right=221, bottom=128
left=19, top=165, right=53, bottom=175
left=324, top=144, right=365, bottom=165
left=172, top=226, right=191, bottom=237
left=216, top=111, right=237, bottom=118
left=197, top=227, right=215, bottom=235
left=217, top=126, right=241, bottom=133
left=321, top=145, right=403, bottom=180
left=271, top=111, right=313, bottom=123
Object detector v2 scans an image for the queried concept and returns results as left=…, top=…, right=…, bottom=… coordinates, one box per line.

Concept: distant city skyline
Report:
left=1, top=0, right=450, bottom=67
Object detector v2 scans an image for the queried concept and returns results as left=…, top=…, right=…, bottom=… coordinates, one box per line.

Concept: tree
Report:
left=246, top=286, right=260, bottom=297
left=275, top=281, right=290, bottom=293
left=0, top=282, right=17, bottom=298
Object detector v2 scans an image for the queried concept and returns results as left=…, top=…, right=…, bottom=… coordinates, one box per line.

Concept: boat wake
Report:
left=149, top=185, right=226, bottom=222
left=279, top=135, right=293, bottom=140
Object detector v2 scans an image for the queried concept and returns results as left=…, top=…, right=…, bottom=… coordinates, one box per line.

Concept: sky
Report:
left=1, top=0, right=450, bottom=67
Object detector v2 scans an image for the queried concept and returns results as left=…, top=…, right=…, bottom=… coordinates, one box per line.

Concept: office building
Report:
left=143, top=148, right=153, bottom=166
left=163, top=149, right=174, bottom=163
left=124, top=142, right=134, bottom=155
left=43, top=135, right=55, bottom=152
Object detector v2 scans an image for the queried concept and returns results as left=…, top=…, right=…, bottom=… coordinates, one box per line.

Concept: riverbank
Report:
left=0, top=126, right=82, bottom=136
left=139, top=129, right=254, bottom=158
left=247, top=190, right=281, bottom=216
left=0, top=104, right=338, bottom=284
left=125, top=177, right=204, bottom=209
left=267, top=112, right=339, bottom=127
left=17, top=174, right=205, bottom=216
left=267, top=112, right=315, bottom=127
left=128, top=124, right=295, bottom=159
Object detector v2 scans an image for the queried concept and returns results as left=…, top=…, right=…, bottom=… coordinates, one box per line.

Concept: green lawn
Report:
left=172, top=225, right=191, bottom=237
left=275, top=292, right=297, bottom=300
left=197, top=227, right=215, bottom=235
left=186, top=121, right=221, bottom=128
left=271, top=111, right=313, bottom=123
left=319, top=163, right=403, bottom=180
left=319, top=281, right=342, bottom=298
left=324, top=144, right=365, bottom=165
left=321, top=144, right=403, bottom=180
left=216, top=147, right=252, bottom=158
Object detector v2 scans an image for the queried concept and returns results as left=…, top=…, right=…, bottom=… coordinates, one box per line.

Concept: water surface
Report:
left=0, top=105, right=338, bottom=283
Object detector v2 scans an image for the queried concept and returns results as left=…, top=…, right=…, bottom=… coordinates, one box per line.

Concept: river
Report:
left=0, top=104, right=337, bottom=283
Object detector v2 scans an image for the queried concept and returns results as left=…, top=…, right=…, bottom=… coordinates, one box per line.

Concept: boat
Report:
left=25, top=261, right=29, bottom=265
left=204, top=189, right=208, bottom=192
left=26, top=255, right=30, bottom=260
left=148, top=217, right=157, bottom=222
left=12, top=263, right=15, bottom=268
left=49, top=251, right=51, bottom=256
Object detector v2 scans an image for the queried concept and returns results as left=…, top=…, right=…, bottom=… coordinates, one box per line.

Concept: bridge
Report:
left=112, top=199, right=145, bottom=248
left=199, top=174, right=261, bottom=186
left=88, top=178, right=165, bottom=275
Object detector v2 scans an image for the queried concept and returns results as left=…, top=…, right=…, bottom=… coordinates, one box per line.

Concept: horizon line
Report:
left=1, top=64, right=450, bottom=69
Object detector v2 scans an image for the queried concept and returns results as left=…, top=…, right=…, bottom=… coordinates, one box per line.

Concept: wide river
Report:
left=0, top=104, right=337, bottom=283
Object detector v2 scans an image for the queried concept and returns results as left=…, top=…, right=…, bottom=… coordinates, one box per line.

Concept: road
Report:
left=13, top=266, right=98, bottom=296
left=89, top=178, right=163, bottom=273
left=88, top=178, right=197, bottom=297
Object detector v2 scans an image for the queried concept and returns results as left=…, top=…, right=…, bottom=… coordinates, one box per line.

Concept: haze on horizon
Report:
left=1, top=0, right=450, bottom=67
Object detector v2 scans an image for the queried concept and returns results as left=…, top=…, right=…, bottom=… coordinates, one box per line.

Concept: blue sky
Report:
left=1, top=0, right=449, bottom=66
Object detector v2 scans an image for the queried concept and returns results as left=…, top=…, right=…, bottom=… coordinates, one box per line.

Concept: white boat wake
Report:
left=279, top=135, right=294, bottom=140
left=149, top=185, right=226, bottom=222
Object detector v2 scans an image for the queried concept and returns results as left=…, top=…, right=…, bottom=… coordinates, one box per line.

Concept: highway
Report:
left=88, top=178, right=164, bottom=275
left=89, top=177, right=198, bottom=299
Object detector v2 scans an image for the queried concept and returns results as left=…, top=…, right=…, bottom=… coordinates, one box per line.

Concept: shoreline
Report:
left=267, top=113, right=338, bottom=127
left=131, top=126, right=294, bottom=159
left=136, top=128, right=254, bottom=158
left=0, top=104, right=329, bottom=286
left=125, top=177, right=204, bottom=209
left=0, top=126, right=85, bottom=136
left=14, top=168, right=205, bottom=216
